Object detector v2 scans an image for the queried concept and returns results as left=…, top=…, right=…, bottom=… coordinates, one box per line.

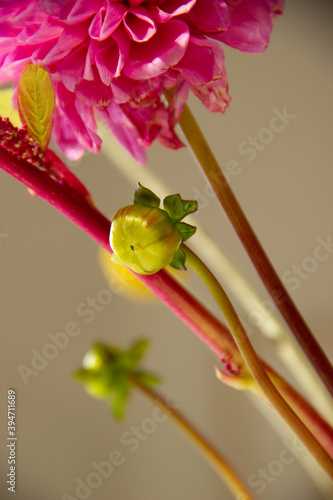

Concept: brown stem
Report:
left=177, top=102, right=333, bottom=399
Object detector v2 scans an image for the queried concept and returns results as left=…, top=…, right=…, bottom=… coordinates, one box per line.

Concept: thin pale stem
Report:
left=177, top=102, right=333, bottom=399
left=183, top=244, right=333, bottom=480
left=133, top=379, right=255, bottom=500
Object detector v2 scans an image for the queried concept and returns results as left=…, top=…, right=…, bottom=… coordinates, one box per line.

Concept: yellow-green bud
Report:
left=110, top=204, right=182, bottom=275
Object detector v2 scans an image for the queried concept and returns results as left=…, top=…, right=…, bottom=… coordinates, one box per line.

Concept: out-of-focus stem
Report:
left=133, top=379, right=255, bottom=500
left=183, top=244, right=333, bottom=479
left=177, top=102, right=333, bottom=399
left=101, top=130, right=333, bottom=422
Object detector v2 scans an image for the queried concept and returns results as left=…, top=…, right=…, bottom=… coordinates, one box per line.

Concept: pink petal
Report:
left=123, top=20, right=189, bottom=79
left=11, top=2, right=45, bottom=25
left=126, top=103, right=162, bottom=147
left=152, top=0, right=196, bottom=23
left=0, top=23, right=21, bottom=41
left=123, top=6, right=157, bottom=43
left=166, top=75, right=190, bottom=126
left=268, top=0, right=285, bottom=15
left=89, top=3, right=126, bottom=40
left=75, top=95, right=100, bottom=138
left=110, top=74, right=155, bottom=105
left=0, top=24, right=22, bottom=63
left=115, top=97, right=184, bottom=152
left=0, top=44, right=34, bottom=83
left=128, top=0, right=145, bottom=7
left=17, top=18, right=63, bottom=45
left=76, top=74, right=112, bottom=106
left=192, top=70, right=231, bottom=113
left=0, top=5, right=23, bottom=22
left=58, top=0, right=103, bottom=24
left=16, top=23, right=43, bottom=44
left=95, top=42, right=121, bottom=86
left=155, top=106, right=184, bottom=150
left=87, top=28, right=129, bottom=85
left=38, top=0, right=70, bottom=17
left=111, top=27, right=131, bottom=77
left=53, top=106, right=85, bottom=161
left=42, top=21, right=89, bottom=65
left=99, top=104, right=147, bottom=164
left=82, top=39, right=96, bottom=81
left=175, top=36, right=225, bottom=85
left=57, top=42, right=89, bottom=91
left=32, top=39, right=58, bottom=65
left=183, top=0, right=231, bottom=34
left=55, top=82, right=101, bottom=158
left=212, top=0, right=278, bottom=53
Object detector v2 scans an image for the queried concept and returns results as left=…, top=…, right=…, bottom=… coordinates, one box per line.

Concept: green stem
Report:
left=133, top=379, right=255, bottom=500
left=177, top=101, right=333, bottom=399
left=182, top=244, right=333, bottom=480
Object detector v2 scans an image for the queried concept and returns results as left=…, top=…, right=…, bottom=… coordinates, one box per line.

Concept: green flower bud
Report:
left=110, top=204, right=182, bottom=275
left=109, top=184, right=198, bottom=275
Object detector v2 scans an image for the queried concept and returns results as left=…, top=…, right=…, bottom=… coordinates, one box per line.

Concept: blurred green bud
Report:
left=74, top=340, right=159, bottom=420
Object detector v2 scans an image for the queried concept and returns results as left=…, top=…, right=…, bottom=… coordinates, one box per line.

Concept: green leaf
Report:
left=182, top=199, right=198, bottom=217
left=163, top=194, right=198, bottom=223
left=163, top=194, right=184, bottom=223
left=176, top=222, right=197, bottom=242
left=133, top=183, right=160, bottom=208
left=17, top=63, right=55, bottom=151
left=128, top=339, right=150, bottom=364
left=111, top=383, right=130, bottom=420
left=169, top=247, right=186, bottom=271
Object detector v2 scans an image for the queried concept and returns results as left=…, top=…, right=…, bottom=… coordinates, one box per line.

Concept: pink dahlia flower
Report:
left=0, top=0, right=284, bottom=162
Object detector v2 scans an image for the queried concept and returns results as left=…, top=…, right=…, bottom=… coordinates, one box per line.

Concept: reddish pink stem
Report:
left=265, top=363, right=333, bottom=458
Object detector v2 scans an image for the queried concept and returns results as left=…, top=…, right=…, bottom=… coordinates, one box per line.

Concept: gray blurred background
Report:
left=1, top=1, right=333, bottom=499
